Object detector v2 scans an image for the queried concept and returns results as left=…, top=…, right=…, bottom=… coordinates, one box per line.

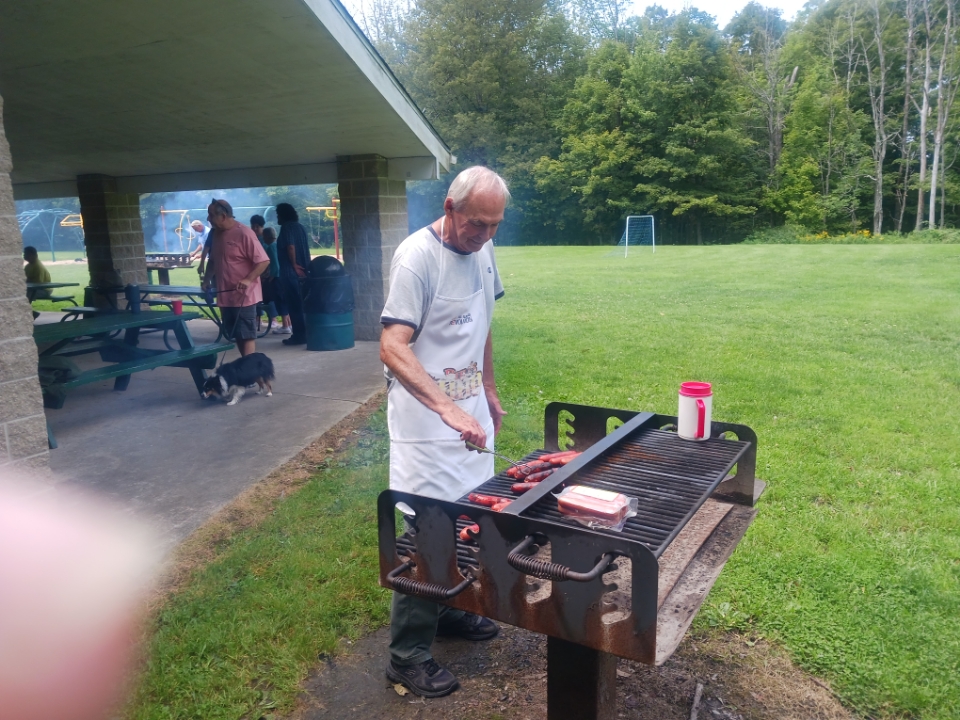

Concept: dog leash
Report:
left=209, top=283, right=250, bottom=370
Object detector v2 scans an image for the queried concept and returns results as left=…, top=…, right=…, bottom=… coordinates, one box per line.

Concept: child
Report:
left=262, top=228, right=292, bottom=335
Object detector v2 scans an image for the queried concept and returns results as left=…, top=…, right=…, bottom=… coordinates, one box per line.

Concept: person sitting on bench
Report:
left=23, top=246, right=52, bottom=298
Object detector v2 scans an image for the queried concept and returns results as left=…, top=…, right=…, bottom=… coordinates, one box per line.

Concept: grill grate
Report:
left=459, top=425, right=749, bottom=556
left=396, top=519, right=481, bottom=572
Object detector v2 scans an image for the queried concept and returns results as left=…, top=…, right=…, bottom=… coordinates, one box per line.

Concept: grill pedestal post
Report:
left=547, top=638, right=617, bottom=720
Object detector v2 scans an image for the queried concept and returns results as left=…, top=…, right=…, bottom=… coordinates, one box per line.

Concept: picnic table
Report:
left=138, top=285, right=274, bottom=339
left=61, top=284, right=272, bottom=342
left=26, top=281, right=80, bottom=304
left=61, top=285, right=234, bottom=348
left=34, top=310, right=233, bottom=446
left=137, top=285, right=226, bottom=339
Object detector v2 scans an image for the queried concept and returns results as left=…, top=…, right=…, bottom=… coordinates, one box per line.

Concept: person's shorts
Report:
left=220, top=304, right=257, bottom=340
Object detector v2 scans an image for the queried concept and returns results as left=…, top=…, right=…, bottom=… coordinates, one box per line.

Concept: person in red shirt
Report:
left=201, top=199, right=269, bottom=357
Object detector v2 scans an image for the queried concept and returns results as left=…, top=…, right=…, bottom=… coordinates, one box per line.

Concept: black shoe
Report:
left=436, top=612, right=500, bottom=641
left=386, top=658, right=459, bottom=698
left=282, top=336, right=307, bottom=346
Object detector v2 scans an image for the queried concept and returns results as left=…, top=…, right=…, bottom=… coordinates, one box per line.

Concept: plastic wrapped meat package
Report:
left=555, top=485, right=638, bottom=531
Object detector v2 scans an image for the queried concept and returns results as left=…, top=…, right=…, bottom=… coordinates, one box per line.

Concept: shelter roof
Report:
left=0, top=0, right=454, bottom=199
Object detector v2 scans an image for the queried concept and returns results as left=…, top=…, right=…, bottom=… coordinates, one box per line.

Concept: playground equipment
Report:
left=159, top=208, right=192, bottom=254
left=17, top=209, right=86, bottom=261
left=156, top=206, right=275, bottom=253
left=306, top=198, right=341, bottom=260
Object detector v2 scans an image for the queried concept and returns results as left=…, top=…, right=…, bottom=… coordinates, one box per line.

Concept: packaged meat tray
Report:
left=556, top=485, right=638, bottom=531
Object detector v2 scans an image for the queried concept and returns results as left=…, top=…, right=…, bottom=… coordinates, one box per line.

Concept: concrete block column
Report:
left=76, top=174, right=148, bottom=298
left=0, top=95, right=49, bottom=470
left=336, top=154, right=408, bottom=341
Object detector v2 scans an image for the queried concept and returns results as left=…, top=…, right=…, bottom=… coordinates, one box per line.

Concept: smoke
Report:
left=142, top=188, right=277, bottom=253
left=406, top=178, right=449, bottom=234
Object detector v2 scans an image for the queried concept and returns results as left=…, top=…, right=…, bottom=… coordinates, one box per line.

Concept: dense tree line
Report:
left=356, top=0, right=960, bottom=244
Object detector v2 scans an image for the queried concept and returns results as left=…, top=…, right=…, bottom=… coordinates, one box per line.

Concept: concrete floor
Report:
left=39, top=312, right=384, bottom=553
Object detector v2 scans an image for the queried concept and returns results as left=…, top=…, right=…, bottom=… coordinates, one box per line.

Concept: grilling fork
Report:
left=464, top=441, right=526, bottom=468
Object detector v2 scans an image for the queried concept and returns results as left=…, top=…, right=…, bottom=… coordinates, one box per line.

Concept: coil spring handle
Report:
left=507, top=535, right=614, bottom=582
left=386, top=560, right=475, bottom=602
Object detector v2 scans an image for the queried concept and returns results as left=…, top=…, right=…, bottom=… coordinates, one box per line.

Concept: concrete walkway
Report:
left=39, top=313, right=384, bottom=552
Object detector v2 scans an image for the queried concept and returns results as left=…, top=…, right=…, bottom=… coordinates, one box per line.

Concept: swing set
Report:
left=306, top=198, right=341, bottom=260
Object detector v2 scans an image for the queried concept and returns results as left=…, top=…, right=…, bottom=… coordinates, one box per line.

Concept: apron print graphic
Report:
left=432, top=361, right=482, bottom=400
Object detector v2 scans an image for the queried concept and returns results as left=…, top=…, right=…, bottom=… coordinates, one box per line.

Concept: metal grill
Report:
left=378, top=402, right=760, bottom=670
left=462, top=425, right=749, bottom=556
left=396, top=521, right=480, bottom=571
left=378, top=402, right=762, bottom=720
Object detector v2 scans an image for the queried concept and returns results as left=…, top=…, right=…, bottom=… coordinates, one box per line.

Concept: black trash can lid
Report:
left=309, top=255, right=345, bottom=277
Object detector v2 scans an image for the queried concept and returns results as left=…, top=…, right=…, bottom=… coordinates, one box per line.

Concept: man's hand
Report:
left=439, top=404, right=487, bottom=450
left=239, top=261, right=270, bottom=293
left=294, top=264, right=307, bottom=278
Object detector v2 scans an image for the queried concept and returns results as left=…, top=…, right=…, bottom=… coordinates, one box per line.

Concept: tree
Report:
left=534, top=41, right=636, bottom=241
left=769, top=61, right=872, bottom=230
left=624, top=10, right=759, bottom=243
left=859, top=0, right=897, bottom=234
left=894, top=0, right=917, bottom=232
left=396, top=0, right=585, bottom=242
left=726, top=3, right=796, bottom=182
left=927, top=0, right=959, bottom=227
left=538, top=10, right=760, bottom=244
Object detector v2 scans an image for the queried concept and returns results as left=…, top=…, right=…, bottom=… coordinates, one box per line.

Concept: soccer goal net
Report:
left=617, top=215, right=655, bottom=256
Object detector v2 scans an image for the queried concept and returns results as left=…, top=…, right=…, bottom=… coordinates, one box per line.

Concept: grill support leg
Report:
left=547, top=638, right=617, bottom=720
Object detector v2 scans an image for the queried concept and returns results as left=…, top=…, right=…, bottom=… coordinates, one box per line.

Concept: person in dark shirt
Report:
left=275, top=203, right=310, bottom=346
left=262, top=227, right=292, bottom=334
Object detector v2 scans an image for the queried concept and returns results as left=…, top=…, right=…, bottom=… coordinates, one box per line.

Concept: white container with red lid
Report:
left=677, top=381, right=712, bottom=441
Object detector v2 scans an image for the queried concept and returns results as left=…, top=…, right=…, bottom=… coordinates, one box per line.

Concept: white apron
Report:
left=387, top=223, right=495, bottom=503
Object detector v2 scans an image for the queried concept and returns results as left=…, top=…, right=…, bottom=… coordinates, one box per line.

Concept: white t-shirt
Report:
left=381, top=225, right=504, bottom=342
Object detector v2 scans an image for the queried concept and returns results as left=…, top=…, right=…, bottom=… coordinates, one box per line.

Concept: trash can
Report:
left=304, top=261, right=355, bottom=351
left=309, top=254, right=345, bottom=278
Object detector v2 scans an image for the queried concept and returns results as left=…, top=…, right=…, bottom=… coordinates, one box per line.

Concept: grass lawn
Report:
left=127, top=245, right=958, bottom=720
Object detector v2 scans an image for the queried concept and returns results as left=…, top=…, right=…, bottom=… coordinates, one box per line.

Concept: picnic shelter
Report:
left=0, top=0, right=454, bottom=468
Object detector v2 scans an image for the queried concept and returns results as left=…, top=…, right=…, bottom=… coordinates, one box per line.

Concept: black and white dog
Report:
left=201, top=352, right=275, bottom=406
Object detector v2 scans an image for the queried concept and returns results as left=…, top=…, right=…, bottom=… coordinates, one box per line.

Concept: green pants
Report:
left=389, top=590, right=465, bottom=666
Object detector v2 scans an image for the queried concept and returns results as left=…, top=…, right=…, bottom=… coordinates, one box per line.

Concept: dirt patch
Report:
left=291, top=624, right=852, bottom=720
left=151, top=391, right=385, bottom=604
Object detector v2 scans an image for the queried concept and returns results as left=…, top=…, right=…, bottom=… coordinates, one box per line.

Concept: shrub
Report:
left=742, top=226, right=960, bottom=244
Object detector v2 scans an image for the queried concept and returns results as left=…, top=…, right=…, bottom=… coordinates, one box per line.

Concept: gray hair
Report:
left=447, top=166, right=510, bottom=212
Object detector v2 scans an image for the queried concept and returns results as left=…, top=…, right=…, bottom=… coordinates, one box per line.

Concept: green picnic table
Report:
left=34, top=310, right=234, bottom=447
left=26, top=281, right=80, bottom=304
left=138, top=284, right=275, bottom=339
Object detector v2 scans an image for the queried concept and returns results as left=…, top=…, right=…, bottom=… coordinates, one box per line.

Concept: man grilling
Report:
left=379, top=166, right=509, bottom=697
left=188, top=220, right=209, bottom=261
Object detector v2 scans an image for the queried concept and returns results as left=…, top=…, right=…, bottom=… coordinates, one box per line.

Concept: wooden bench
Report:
left=43, top=342, right=233, bottom=409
